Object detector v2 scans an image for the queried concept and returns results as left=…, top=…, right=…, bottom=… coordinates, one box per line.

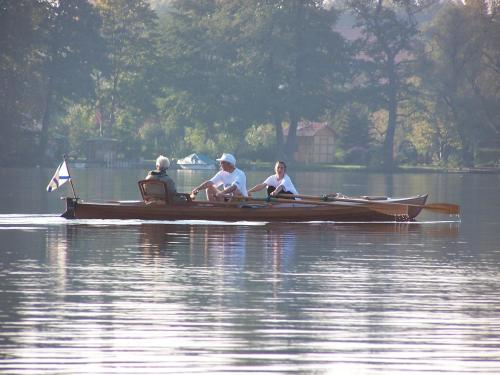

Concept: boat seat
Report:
left=138, top=179, right=192, bottom=205
left=138, top=179, right=171, bottom=205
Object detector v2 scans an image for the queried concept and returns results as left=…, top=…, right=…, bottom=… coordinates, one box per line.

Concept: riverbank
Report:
left=34, top=158, right=500, bottom=174
left=239, top=161, right=500, bottom=174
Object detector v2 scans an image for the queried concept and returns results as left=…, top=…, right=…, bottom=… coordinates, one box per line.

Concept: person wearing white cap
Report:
left=191, top=153, right=248, bottom=201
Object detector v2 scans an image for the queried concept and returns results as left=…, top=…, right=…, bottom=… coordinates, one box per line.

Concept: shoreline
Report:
left=6, top=160, right=498, bottom=174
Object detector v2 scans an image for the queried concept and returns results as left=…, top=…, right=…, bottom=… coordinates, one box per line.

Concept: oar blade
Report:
left=423, top=203, right=460, bottom=215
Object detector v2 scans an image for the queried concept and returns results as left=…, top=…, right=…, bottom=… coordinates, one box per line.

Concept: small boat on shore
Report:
left=60, top=179, right=437, bottom=222
left=176, top=153, right=215, bottom=170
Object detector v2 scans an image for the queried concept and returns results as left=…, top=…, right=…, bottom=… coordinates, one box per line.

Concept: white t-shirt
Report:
left=210, top=168, right=248, bottom=196
left=263, top=174, right=299, bottom=195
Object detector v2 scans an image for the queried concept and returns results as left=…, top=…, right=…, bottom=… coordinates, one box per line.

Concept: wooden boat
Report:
left=60, top=180, right=433, bottom=222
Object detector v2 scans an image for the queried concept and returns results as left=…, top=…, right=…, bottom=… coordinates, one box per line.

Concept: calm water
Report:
left=0, top=167, right=499, bottom=374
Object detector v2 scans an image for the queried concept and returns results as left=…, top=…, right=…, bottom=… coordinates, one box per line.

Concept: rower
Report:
left=248, top=160, right=299, bottom=200
left=191, top=153, right=248, bottom=202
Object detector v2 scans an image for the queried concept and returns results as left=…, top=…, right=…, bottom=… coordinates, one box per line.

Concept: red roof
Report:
left=283, top=121, right=334, bottom=137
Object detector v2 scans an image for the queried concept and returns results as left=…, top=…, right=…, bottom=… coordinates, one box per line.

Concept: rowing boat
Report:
left=48, top=160, right=457, bottom=222
left=61, top=193, right=430, bottom=222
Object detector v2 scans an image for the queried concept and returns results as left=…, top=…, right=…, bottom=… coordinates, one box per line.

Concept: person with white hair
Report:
left=146, top=155, right=177, bottom=196
left=191, top=153, right=247, bottom=202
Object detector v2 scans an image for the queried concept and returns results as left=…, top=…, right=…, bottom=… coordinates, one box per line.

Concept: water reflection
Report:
left=4, top=220, right=500, bottom=374
left=4, top=166, right=500, bottom=374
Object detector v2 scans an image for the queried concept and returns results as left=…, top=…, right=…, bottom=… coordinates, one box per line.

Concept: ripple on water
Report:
left=1, top=219, right=499, bottom=374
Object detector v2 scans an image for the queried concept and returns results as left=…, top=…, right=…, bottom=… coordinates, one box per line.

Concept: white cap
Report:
left=216, top=153, right=236, bottom=166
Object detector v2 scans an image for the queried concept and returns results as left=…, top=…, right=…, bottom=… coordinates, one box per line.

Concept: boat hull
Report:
left=62, top=195, right=428, bottom=222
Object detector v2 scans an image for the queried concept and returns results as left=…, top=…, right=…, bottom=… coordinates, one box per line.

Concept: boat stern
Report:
left=61, top=197, right=77, bottom=219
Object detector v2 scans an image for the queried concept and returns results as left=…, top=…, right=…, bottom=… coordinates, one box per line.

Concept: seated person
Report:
left=146, top=155, right=186, bottom=203
left=248, top=160, right=298, bottom=199
left=191, top=153, right=247, bottom=202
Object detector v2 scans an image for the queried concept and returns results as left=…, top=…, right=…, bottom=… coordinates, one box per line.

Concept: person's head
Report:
left=216, top=153, right=236, bottom=172
left=275, top=160, right=286, bottom=177
left=156, top=155, right=170, bottom=171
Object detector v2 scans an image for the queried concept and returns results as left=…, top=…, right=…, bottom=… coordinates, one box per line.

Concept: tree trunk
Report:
left=285, top=110, right=299, bottom=162
left=448, top=97, right=475, bottom=167
left=39, top=76, right=53, bottom=166
left=457, top=123, right=475, bottom=167
left=273, top=113, right=284, bottom=159
left=383, top=60, right=397, bottom=171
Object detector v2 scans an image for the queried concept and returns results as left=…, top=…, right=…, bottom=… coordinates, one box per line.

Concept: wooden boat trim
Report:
left=61, top=194, right=429, bottom=222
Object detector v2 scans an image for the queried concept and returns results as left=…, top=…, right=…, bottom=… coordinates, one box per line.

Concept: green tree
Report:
left=345, top=0, right=437, bottom=170
left=157, top=0, right=250, bottom=158
left=241, top=0, right=346, bottom=160
left=37, top=0, right=104, bottom=165
left=0, top=0, right=44, bottom=164
left=93, top=0, right=161, bottom=158
left=159, top=0, right=345, bottom=161
left=418, top=0, right=500, bottom=166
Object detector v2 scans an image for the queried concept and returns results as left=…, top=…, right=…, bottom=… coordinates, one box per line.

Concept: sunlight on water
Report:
left=1, top=219, right=499, bottom=374
left=0, top=214, right=460, bottom=228
left=0, top=170, right=499, bottom=374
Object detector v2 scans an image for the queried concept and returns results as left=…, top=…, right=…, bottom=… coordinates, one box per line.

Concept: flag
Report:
left=46, top=160, right=71, bottom=192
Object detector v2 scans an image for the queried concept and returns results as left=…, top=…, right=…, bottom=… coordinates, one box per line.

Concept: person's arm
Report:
left=269, top=185, right=284, bottom=196
left=247, top=183, right=266, bottom=196
left=271, top=175, right=297, bottom=196
left=191, top=180, right=214, bottom=196
left=218, top=184, right=238, bottom=196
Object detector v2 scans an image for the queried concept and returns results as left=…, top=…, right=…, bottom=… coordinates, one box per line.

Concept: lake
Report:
left=0, top=166, right=499, bottom=374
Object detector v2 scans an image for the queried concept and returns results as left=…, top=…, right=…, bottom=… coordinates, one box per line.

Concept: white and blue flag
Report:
left=46, top=160, right=71, bottom=192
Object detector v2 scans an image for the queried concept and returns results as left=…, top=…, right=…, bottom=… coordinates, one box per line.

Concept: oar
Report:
left=243, top=196, right=408, bottom=216
left=325, top=194, right=460, bottom=215
left=405, top=202, right=460, bottom=215
left=188, top=192, right=271, bottom=208
left=279, top=193, right=460, bottom=215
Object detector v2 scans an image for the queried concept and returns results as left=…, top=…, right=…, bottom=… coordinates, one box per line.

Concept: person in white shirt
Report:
left=248, top=160, right=299, bottom=199
left=191, top=153, right=248, bottom=201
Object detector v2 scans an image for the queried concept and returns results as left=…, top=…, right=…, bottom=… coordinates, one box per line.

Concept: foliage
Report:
left=93, top=0, right=161, bottom=136
left=38, top=0, right=105, bottom=164
left=0, top=0, right=44, bottom=165
left=0, top=0, right=499, bottom=168
left=417, top=0, right=500, bottom=166
left=58, top=105, right=99, bottom=158
left=0, top=0, right=104, bottom=165
left=244, top=124, right=277, bottom=161
left=344, top=0, right=439, bottom=169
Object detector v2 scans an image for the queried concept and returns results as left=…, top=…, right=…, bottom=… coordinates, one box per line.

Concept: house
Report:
left=284, top=121, right=336, bottom=164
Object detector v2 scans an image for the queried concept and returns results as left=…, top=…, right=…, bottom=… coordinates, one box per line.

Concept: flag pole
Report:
left=63, top=154, right=78, bottom=199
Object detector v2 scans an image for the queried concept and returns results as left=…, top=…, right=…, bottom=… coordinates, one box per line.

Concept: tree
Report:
left=159, top=0, right=345, bottom=161
left=37, top=0, right=104, bottom=165
left=93, top=0, right=161, bottom=148
left=0, top=0, right=43, bottom=164
left=345, top=0, right=437, bottom=170
left=418, top=0, right=500, bottom=166
left=236, top=0, right=346, bottom=160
